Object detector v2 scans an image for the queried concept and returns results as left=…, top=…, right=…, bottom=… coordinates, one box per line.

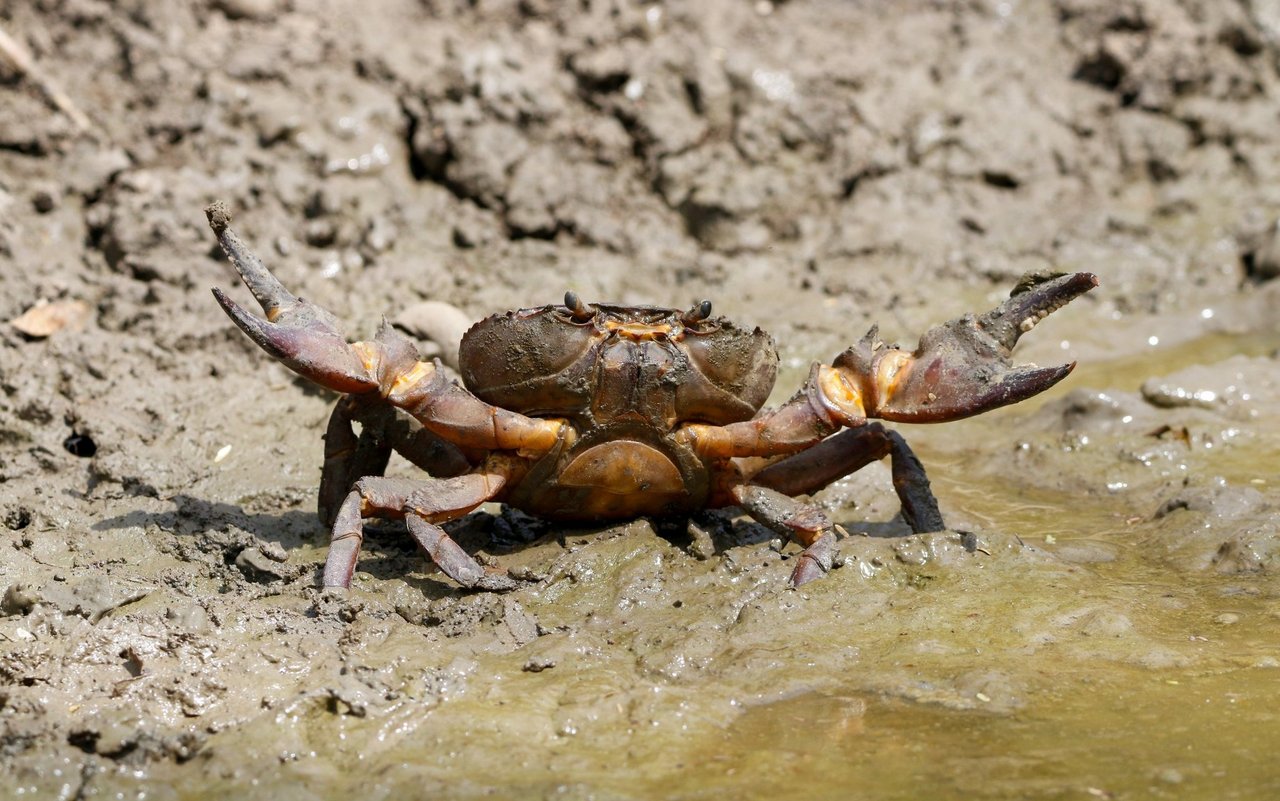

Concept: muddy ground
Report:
left=2, top=0, right=1279, bottom=798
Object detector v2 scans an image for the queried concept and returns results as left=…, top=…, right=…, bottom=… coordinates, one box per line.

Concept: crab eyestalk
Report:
left=682, top=299, right=713, bottom=325
left=824, top=272, right=1099, bottom=424
left=563, top=290, right=596, bottom=322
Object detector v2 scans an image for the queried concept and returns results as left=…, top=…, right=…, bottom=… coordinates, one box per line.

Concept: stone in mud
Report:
left=1141, top=355, right=1280, bottom=414
left=1, top=582, right=39, bottom=616
left=235, top=547, right=297, bottom=583
left=211, top=0, right=283, bottom=21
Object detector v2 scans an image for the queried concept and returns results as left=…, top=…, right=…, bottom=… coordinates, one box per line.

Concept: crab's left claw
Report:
left=832, top=272, right=1098, bottom=423
left=207, top=203, right=380, bottom=395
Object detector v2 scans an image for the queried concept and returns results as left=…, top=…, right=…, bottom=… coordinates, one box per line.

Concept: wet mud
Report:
left=2, top=1, right=1279, bottom=798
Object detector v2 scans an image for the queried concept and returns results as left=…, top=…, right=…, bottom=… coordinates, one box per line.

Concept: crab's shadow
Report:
left=93, top=492, right=917, bottom=595
left=91, top=493, right=473, bottom=594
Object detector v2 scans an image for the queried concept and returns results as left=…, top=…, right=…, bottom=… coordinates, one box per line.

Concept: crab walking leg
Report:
left=405, top=515, right=513, bottom=592
left=327, top=477, right=416, bottom=589
left=319, top=395, right=472, bottom=526
left=324, top=460, right=515, bottom=590
left=749, top=423, right=945, bottom=533
left=320, top=399, right=392, bottom=527
left=731, top=484, right=838, bottom=587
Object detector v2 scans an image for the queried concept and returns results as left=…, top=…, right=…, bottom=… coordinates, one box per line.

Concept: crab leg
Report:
left=725, top=424, right=945, bottom=586
left=730, top=485, right=838, bottom=586
left=325, top=459, right=517, bottom=590
left=748, top=423, right=944, bottom=533
left=319, top=394, right=472, bottom=525
left=207, top=203, right=569, bottom=454
left=685, top=274, right=1096, bottom=586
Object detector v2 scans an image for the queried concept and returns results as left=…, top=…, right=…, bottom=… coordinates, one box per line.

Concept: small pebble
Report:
left=522, top=656, right=556, bottom=673
left=236, top=547, right=290, bottom=582
left=1214, top=612, right=1240, bottom=625
left=2, top=583, right=39, bottom=616
left=32, top=189, right=58, bottom=213
left=258, top=541, right=289, bottom=563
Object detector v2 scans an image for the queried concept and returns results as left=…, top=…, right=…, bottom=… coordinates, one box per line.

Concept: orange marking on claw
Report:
left=817, top=365, right=866, bottom=424
left=874, top=351, right=914, bottom=408
left=390, top=360, right=436, bottom=396
left=352, top=341, right=381, bottom=374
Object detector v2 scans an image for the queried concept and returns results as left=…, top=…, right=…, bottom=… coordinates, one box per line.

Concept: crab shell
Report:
left=458, top=302, right=779, bottom=428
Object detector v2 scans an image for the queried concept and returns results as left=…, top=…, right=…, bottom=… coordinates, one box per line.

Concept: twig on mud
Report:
left=0, top=23, right=97, bottom=136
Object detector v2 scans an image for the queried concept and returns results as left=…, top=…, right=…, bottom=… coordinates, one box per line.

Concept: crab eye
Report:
left=681, top=299, right=713, bottom=325
left=563, top=290, right=596, bottom=322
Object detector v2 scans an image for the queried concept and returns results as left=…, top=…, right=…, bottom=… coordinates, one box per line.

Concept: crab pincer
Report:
left=829, top=272, right=1099, bottom=424
left=207, top=202, right=382, bottom=396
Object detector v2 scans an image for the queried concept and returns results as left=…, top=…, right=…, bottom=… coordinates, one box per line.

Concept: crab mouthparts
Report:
left=605, top=320, right=678, bottom=341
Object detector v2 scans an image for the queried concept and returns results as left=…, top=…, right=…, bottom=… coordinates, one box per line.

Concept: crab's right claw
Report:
left=833, top=272, right=1098, bottom=423
left=207, top=203, right=378, bottom=395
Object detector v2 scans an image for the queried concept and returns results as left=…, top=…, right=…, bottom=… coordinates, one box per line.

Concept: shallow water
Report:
left=705, top=666, right=1280, bottom=801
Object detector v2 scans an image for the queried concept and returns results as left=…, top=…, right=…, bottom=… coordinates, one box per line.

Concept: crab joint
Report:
left=816, top=365, right=867, bottom=427
left=390, top=360, right=437, bottom=397
left=819, top=347, right=915, bottom=422
left=348, top=340, right=438, bottom=400
left=873, top=350, right=914, bottom=411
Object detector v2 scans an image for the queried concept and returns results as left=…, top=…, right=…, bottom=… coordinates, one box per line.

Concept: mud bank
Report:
left=2, top=1, right=1279, bottom=799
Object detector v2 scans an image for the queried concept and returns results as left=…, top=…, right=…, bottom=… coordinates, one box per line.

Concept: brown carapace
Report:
left=206, top=202, right=1097, bottom=592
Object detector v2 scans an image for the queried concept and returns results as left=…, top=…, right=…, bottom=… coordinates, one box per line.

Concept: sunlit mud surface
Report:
left=3, top=1, right=1280, bottom=799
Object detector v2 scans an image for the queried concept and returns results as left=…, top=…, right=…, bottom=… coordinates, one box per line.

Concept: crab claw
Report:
left=207, top=203, right=379, bottom=395
left=836, top=272, right=1098, bottom=423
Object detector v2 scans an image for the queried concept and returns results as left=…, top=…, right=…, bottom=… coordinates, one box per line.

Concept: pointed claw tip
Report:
left=1010, top=270, right=1098, bottom=299
left=1058, top=271, right=1099, bottom=298
left=1001, top=360, right=1076, bottom=400
left=979, top=271, right=1100, bottom=350
left=205, top=201, right=232, bottom=235
left=212, top=288, right=289, bottom=359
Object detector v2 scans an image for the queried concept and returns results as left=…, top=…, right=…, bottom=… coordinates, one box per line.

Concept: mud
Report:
left=2, top=1, right=1279, bottom=798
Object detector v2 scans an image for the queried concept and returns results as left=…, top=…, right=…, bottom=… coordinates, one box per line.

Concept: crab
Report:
left=205, top=203, right=1097, bottom=591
